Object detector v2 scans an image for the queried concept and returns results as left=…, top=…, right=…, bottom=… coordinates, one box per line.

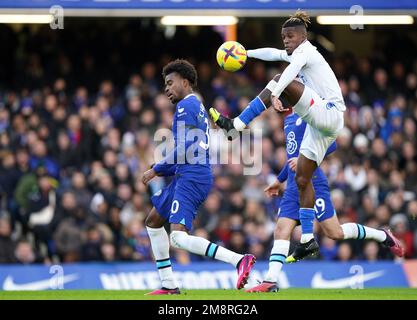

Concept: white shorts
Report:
left=293, top=85, right=344, bottom=165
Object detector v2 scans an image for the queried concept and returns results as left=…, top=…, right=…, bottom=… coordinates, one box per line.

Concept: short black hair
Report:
left=162, top=59, right=198, bottom=88
left=282, top=10, right=311, bottom=29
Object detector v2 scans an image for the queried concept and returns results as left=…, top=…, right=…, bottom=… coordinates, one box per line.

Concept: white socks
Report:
left=301, top=234, right=314, bottom=243
left=170, top=230, right=243, bottom=267
left=147, top=227, right=246, bottom=290
left=264, top=240, right=290, bottom=283
left=341, top=223, right=387, bottom=242
left=233, top=117, right=246, bottom=131
left=146, top=226, right=177, bottom=289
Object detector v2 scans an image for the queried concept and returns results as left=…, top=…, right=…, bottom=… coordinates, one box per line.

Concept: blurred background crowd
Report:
left=0, top=19, right=416, bottom=265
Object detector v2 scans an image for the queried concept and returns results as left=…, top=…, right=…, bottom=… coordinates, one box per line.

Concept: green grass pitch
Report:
left=1, top=289, right=416, bottom=300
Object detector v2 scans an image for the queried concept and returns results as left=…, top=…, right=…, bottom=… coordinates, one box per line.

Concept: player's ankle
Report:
left=233, top=117, right=246, bottom=131
left=300, top=233, right=314, bottom=243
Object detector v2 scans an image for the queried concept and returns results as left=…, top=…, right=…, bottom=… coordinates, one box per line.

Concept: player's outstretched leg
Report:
left=209, top=74, right=283, bottom=139
left=338, top=222, right=404, bottom=257
left=286, top=155, right=319, bottom=263
left=170, top=228, right=256, bottom=289
left=318, top=216, right=405, bottom=258
left=145, top=208, right=180, bottom=295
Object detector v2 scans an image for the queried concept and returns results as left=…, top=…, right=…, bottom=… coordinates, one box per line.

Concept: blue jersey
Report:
left=277, top=113, right=335, bottom=190
left=152, top=94, right=213, bottom=230
left=276, top=113, right=336, bottom=222
left=153, top=94, right=212, bottom=182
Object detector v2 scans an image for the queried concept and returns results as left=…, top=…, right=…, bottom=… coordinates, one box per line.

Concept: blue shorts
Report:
left=277, top=186, right=335, bottom=223
left=151, top=176, right=212, bottom=230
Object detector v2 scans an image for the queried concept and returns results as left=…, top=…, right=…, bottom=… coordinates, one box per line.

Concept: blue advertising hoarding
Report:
left=0, top=261, right=413, bottom=290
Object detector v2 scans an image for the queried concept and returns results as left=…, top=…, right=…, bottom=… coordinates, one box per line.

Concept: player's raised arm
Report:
left=270, top=50, right=307, bottom=100
left=247, top=48, right=290, bottom=62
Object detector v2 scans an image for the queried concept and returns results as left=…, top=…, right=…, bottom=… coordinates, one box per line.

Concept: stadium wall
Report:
left=0, top=261, right=416, bottom=290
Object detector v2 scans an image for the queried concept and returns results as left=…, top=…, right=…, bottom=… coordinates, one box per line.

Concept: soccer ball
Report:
left=216, top=41, right=247, bottom=72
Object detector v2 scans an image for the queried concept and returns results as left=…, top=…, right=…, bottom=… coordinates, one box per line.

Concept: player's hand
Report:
left=288, top=157, right=298, bottom=172
left=264, top=180, right=285, bottom=198
left=271, top=96, right=289, bottom=112
left=209, top=107, right=238, bottom=141
left=142, top=168, right=157, bottom=185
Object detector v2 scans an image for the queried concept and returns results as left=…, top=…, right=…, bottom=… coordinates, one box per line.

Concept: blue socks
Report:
left=299, top=208, right=315, bottom=243
left=238, top=96, right=266, bottom=125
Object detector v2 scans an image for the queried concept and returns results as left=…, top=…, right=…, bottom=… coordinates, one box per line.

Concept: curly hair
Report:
left=162, top=59, right=198, bottom=87
left=282, top=10, right=311, bottom=29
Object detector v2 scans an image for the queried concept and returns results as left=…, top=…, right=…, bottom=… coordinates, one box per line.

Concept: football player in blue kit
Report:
left=245, top=112, right=405, bottom=292
left=142, top=59, right=256, bottom=295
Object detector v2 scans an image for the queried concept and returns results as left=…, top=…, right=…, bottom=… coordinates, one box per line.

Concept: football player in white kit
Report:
left=210, top=11, right=348, bottom=261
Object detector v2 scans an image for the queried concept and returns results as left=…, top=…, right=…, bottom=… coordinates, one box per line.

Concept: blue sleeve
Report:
left=153, top=125, right=194, bottom=175
left=325, top=141, right=337, bottom=156
left=153, top=163, right=176, bottom=176
left=277, top=163, right=289, bottom=183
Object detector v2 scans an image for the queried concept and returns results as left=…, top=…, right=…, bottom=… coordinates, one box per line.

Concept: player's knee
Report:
left=274, top=224, right=291, bottom=240
left=145, top=214, right=157, bottom=228
left=170, top=230, right=188, bottom=249
left=295, top=174, right=310, bottom=190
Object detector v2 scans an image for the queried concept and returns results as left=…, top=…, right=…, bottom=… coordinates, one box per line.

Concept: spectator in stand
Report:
left=0, top=216, right=16, bottom=263
left=14, top=239, right=46, bottom=264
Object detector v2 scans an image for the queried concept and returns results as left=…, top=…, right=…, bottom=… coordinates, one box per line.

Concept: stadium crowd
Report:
left=0, top=22, right=417, bottom=265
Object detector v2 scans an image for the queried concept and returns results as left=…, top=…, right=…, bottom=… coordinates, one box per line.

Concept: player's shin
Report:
left=296, top=160, right=317, bottom=244
left=170, top=230, right=243, bottom=266
left=299, top=208, right=315, bottom=243
left=233, top=96, right=267, bottom=131
left=146, top=226, right=177, bottom=289
left=264, top=240, right=289, bottom=283
left=233, top=75, right=279, bottom=131
left=341, top=223, right=387, bottom=242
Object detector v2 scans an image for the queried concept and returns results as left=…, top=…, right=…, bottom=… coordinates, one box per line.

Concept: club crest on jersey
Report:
left=326, top=102, right=336, bottom=110
left=287, top=131, right=297, bottom=155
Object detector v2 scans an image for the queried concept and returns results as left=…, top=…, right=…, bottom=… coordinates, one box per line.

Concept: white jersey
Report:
left=247, top=41, right=346, bottom=112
